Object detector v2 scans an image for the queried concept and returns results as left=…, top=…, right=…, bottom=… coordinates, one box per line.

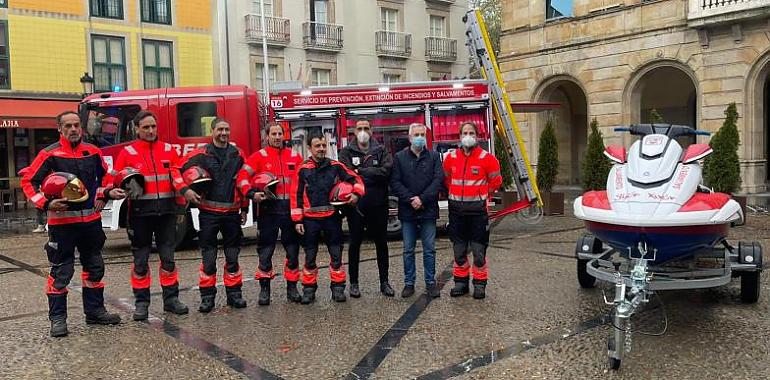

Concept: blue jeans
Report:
left=401, top=219, right=436, bottom=286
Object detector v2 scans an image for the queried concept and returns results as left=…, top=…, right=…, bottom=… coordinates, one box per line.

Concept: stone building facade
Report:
left=500, top=0, right=770, bottom=192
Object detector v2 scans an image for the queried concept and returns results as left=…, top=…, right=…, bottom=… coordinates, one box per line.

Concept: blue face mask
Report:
left=411, top=136, right=426, bottom=149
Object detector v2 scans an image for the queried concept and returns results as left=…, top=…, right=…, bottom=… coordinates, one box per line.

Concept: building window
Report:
left=177, top=102, right=218, bottom=138
left=312, top=0, right=328, bottom=23
left=90, top=0, right=124, bottom=19
left=546, top=0, right=573, bottom=19
left=383, top=73, right=401, bottom=84
left=141, top=0, right=172, bottom=25
left=252, top=0, right=273, bottom=16
left=0, top=0, right=7, bottom=8
left=311, top=68, right=331, bottom=86
left=92, top=35, right=127, bottom=92
left=255, top=63, right=277, bottom=91
left=143, top=40, right=174, bottom=89
left=429, top=15, right=446, bottom=37
left=0, top=21, right=9, bottom=89
left=381, top=8, right=398, bottom=31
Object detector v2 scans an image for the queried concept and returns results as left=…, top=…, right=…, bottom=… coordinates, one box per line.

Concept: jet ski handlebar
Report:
left=613, top=124, right=710, bottom=138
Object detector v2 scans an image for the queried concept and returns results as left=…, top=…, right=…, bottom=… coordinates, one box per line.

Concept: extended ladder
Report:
left=464, top=9, right=543, bottom=223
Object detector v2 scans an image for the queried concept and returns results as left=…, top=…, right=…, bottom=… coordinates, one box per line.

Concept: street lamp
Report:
left=80, top=72, right=95, bottom=98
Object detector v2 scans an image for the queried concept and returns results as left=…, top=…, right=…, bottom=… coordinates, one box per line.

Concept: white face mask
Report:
left=357, top=131, right=370, bottom=144
left=461, top=135, right=477, bottom=148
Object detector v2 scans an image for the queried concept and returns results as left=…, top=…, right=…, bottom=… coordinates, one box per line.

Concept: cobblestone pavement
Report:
left=1, top=210, right=769, bottom=379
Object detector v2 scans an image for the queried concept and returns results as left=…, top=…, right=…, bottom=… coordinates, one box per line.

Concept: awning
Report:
left=0, top=99, right=79, bottom=129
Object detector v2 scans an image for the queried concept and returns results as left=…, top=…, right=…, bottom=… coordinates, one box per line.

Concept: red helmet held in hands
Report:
left=329, top=181, right=355, bottom=206
left=41, top=172, right=89, bottom=203
left=113, top=167, right=144, bottom=196
left=182, top=166, right=212, bottom=194
left=251, top=172, right=280, bottom=199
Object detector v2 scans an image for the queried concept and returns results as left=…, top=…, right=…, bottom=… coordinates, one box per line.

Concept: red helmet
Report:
left=182, top=166, right=212, bottom=194
left=251, top=172, right=280, bottom=199
left=329, top=181, right=355, bottom=206
left=113, top=167, right=144, bottom=196
left=41, top=172, right=89, bottom=203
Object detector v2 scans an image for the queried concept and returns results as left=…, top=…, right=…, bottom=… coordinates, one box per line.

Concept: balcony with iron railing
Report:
left=425, top=0, right=455, bottom=3
left=302, top=22, right=344, bottom=52
left=375, top=30, right=412, bottom=58
left=425, top=36, right=457, bottom=62
left=688, top=0, right=770, bottom=26
left=244, top=14, right=291, bottom=47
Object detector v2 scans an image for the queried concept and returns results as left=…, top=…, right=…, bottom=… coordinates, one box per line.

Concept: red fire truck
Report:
left=78, top=80, right=496, bottom=244
left=268, top=79, right=494, bottom=237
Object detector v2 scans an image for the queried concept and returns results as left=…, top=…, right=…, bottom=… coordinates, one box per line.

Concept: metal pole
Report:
left=259, top=0, right=270, bottom=102
left=224, top=0, right=231, bottom=85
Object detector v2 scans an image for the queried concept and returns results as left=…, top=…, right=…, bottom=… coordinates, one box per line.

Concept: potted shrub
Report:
left=703, top=103, right=745, bottom=217
left=582, top=118, right=613, bottom=191
left=536, top=117, right=563, bottom=214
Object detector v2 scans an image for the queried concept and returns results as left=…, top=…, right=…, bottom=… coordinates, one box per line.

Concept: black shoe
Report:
left=300, top=287, right=316, bottom=305
left=331, top=285, right=347, bottom=302
left=258, top=279, right=271, bottom=306
left=50, top=319, right=68, bottom=337
left=198, top=295, right=215, bottom=313
left=286, top=282, right=301, bottom=303
left=450, top=280, right=470, bottom=297
left=349, top=283, right=361, bottom=298
left=426, top=284, right=441, bottom=299
left=227, top=292, right=248, bottom=308
left=380, top=282, right=395, bottom=297
left=133, top=302, right=149, bottom=321
left=401, top=285, right=415, bottom=298
left=163, top=297, right=189, bottom=315
left=85, top=309, right=121, bottom=325
left=473, top=284, right=486, bottom=299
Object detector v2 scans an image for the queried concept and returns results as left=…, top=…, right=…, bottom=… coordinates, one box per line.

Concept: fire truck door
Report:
left=274, top=109, right=339, bottom=160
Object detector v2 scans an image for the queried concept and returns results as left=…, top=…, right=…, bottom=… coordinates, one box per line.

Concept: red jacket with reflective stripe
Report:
left=21, top=136, right=112, bottom=225
left=114, top=139, right=184, bottom=217
left=442, top=147, right=502, bottom=215
left=290, top=158, right=365, bottom=222
left=173, top=144, right=249, bottom=214
left=237, top=145, right=303, bottom=215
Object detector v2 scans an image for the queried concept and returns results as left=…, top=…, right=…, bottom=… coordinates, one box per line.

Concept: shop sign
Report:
left=0, top=119, right=20, bottom=128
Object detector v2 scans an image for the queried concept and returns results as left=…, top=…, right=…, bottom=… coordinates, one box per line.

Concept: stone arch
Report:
left=532, top=74, right=589, bottom=185
left=744, top=49, right=770, bottom=191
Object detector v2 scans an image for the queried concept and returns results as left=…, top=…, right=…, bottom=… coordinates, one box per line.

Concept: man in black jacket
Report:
left=389, top=123, right=444, bottom=298
left=339, top=119, right=395, bottom=297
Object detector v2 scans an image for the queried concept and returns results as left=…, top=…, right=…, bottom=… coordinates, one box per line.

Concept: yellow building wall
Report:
left=177, top=0, right=212, bottom=30
left=10, top=0, right=84, bottom=15
left=177, top=34, right=213, bottom=86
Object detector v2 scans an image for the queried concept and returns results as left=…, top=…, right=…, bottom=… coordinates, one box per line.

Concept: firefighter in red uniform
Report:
left=443, top=121, right=502, bottom=299
left=237, top=122, right=303, bottom=305
left=174, top=117, right=249, bottom=313
left=113, top=110, right=189, bottom=320
left=21, top=111, right=126, bottom=337
left=291, top=132, right=365, bottom=304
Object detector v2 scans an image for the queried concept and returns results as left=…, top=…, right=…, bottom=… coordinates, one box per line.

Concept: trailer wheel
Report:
left=577, top=258, right=596, bottom=288
left=740, top=271, right=760, bottom=304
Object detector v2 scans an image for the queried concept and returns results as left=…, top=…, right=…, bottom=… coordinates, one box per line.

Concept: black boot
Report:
left=426, top=283, right=441, bottom=299
left=258, top=279, right=271, bottom=306
left=349, top=283, right=361, bottom=298
left=286, top=281, right=301, bottom=303
left=226, top=286, right=247, bottom=308
left=50, top=318, right=68, bottom=338
left=133, top=302, right=149, bottom=321
left=380, top=281, right=395, bottom=297
left=83, top=288, right=121, bottom=325
left=85, top=309, right=121, bottom=325
left=198, top=287, right=216, bottom=313
left=473, top=281, right=486, bottom=300
left=331, top=283, right=346, bottom=302
left=450, top=277, right=470, bottom=297
left=300, top=286, right=316, bottom=305
left=162, top=285, right=189, bottom=315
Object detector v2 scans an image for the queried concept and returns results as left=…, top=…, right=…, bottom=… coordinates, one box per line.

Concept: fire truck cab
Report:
left=269, top=79, right=494, bottom=237
left=79, top=86, right=262, bottom=246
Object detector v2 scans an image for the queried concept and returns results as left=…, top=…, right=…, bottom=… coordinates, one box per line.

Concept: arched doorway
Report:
left=743, top=51, right=770, bottom=192
left=628, top=63, right=698, bottom=146
left=534, top=77, right=588, bottom=185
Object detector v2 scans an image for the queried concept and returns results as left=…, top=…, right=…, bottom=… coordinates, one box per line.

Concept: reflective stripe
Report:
left=48, top=208, right=98, bottom=218
left=125, top=145, right=138, bottom=155
left=275, top=194, right=290, bottom=200
left=164, top=143, right=172, bottom=152
left=242, top=164, right=255, bottom=176
left=144, top=174, right=170, bottom=182
left=290, top=208, right=303, bottom=215
left=479, top=150, right=488, bottom=159
left=136, top=192, right=175, bottom=200
left=200, top=199, right=239, bottom=209
left=451, top=179, right=488, bottom=186
left=259, top=149, right=267, bottom=157
left=487, top=171, right=501, bottom=179
left=280, top=177, right=292, bottom=184
left=30, top=192, right=44, bottom=203
left=306, top=205, right=334, bottom=213
left=238, top=179, right=250, bottom=188
left=448, top=194, right=488, bottom=202
left=173, top=177, right=185, bottom=184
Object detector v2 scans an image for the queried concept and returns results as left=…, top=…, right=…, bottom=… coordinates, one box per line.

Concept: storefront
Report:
left=0, top=98, right=79, bottom=189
